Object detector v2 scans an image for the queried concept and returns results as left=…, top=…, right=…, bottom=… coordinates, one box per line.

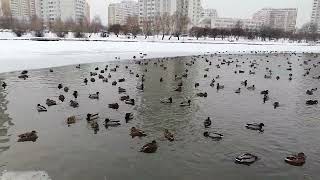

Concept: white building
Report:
left=9, top=0, right=37, bottom=20
left=210, top=17, right=263, bottom=30
left=311, top=0, right=320, bottom=32
left=39, top=0, right=90, bottom=23
left=176, top=0, right=202, bottom=28
left=253, top=8, right=297, bottom=32
left=138, top=0, right=176, bottom=24
left=201, top=8, right=217, bottom=19
left=108, top=1, right=138, bottom=25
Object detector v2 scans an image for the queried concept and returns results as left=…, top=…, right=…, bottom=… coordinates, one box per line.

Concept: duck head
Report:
left=151, top=140, right=157, bottom=144
left=169, top=97, right=173, bottom=103
left=259, top=123, right=265, bottom=128
left=203, top=131, right=209, bottom=137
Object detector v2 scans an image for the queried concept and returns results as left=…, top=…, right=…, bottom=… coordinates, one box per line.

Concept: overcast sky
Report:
left=87, top=0, right=313, bottom=27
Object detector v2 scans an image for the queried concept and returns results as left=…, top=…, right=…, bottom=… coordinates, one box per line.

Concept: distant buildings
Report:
left=9, top=0, right=37, bottom=20
left=200, top=8, right=217, bottom=19
left=311, top=0, right=320, bottom=32
left=253, top=8, right=297, bottom=32
left=211, top=18, right=263, bottom=30
left=108, top=1, right=138, bottom=25
left=138, top=0, right=176, bottom=24
left=176, top=0, right=202, bottom=28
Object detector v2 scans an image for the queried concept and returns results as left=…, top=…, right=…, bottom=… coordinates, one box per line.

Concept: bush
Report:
left=34, top=31, right=44, bottom=37
left=56, top=31, right=66, bottom=38
left=13, top=29, right=25, bottom=37
left=74, top=31, right=85, bottom=38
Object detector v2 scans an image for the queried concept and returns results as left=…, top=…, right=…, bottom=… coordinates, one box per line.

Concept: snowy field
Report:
left=0, top=39, right=319, bottom=73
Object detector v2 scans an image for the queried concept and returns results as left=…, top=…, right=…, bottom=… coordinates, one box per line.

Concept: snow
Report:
left=0, top=37, right=319, bottom=73
left=0, top=171, right=52, bottom=180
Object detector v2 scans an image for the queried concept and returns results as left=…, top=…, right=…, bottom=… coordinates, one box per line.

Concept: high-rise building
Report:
left=39, top=0, right=90, bottom=23
left=253, top=8, right=297, bottom=32
left=108, top=1, right=138, bottom=25
left=176, top=0, right=202, bottom=28
left=210, top=17, right=263, bottom=30
left=311, top=0, right=320, bottom=32
left=200, top=8, right=217, bottom=19
left=9, top=0, right=37, bottom=20
left=138, top=0, right=176, bottom=24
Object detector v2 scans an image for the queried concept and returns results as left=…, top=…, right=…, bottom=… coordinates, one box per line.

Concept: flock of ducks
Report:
left=2, top=50, right=318, bottom=166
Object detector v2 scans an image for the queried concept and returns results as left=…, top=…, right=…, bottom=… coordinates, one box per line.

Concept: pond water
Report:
left=0, top=53, right=319, bottom=180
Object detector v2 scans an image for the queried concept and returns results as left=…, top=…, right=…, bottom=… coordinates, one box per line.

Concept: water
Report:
left=0, top=53, right=320, bottom=180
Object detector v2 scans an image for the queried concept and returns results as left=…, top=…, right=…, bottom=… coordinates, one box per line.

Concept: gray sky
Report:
left=87, top=0, right=313, bottom=27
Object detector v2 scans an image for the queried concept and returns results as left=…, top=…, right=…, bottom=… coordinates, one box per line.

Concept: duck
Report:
left=67, top=116, right=76, bottom=125
left=273, top=102, right=279, bottom=109
left=84, top=78, right=88, bottom=84
left=125, top=99, right=135, bottom=105
left=137, top=83, right=144, bottom=91
left=1, top=82, right=7, bottom=89
left=104, top=118, right=121, bottom=127
left=260, top=90, right=269, bottom=95
left=46, top=99, right=57, bottom=106
left=160, top=97, right=173, bottom=104
left=118, top=78, right=125, bottom=82
left=18, top=131, right=38, bottom=142
left=140, top=140, right=157, bottom=153
left=118, top=87, right=126, bottom=93
left=203, top=131, right=223, bottom=140
left=91, top=121, right=99, bottom=134
left=216, top=83, right=224, bottom=90
left=160, top=77, right=163, bottom=82
left=120, top=95, right=130, bottom=101
left=204, top=117, right=212, bottom=128
left=86, top=113, right=99, bottom=122
left=235, top=88, right=241, bottom=94
left=112, top=81, right=117, bottom=86
left=37, top=104, right=47, bottom=112
left=109, top=103, right=119, bottom=109
left=18, top=74, right=29, bottom=79
left=241, top=80, right=248, bottom=87
left=70, top=100, right=79, bottom=108
left=235, top=153, right=258, bottom=165
left=90, top=78, right=95, bottom=82
left=130, top=127, right=147, bottom=138
left=284, top=152, right=306, bottom=166
left=180, top=100, right=191, bottom=107
left=125, top=113, right=133, bottom=122
left=58, top=84, right=63, bottom=89
left=89, top=92, right=99, bottom=99
left=58, top=95, right=65, bottom=102
left=64, top=87, right=69, bottom=92
left=76, top=64, right=81, bottom=68
left=246, top=123, right=264, bottom=132
left=247, top=85, right=255, bottom=91
left=73, top=91, right=78, bottom=98
left=306, top=100, right=318, bottom=105
left=276, top=76, right=280, bottom=80
left=164, top=129, right=174, bottom=141
left=174, top=86, right=182, bottom=92
left=197, top=92, right=208, bottom=97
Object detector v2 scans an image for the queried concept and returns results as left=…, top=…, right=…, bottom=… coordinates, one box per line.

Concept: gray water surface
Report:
left=0, top=53, right=320, bottom=180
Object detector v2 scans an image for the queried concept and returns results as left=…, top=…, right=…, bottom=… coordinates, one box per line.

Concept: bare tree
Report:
left=108, top=24, right=121, bottom=37
left=89, top=16, right=103, bottom=33
left=153, top=15, right=161, bottom=37
left=142, top=17, right=152, bottom=39
left=159, top=12, right=170, bottom=40
left=30, top=15, right=44, bottom=37
left=172, top=12, right=189, bottom=40
left=125, top=16, right=140, bottom=38
left=53, top=18, right=67, bottom=37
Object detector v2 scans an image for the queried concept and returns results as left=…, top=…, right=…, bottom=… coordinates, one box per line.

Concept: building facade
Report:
left=311, top=0, right=320, bottom=32
left=138, top=0, right=176, bottom=24
left=253, top=8, right=297, bottom=32
left=176, top=0, right=202, bottom=28
left=108, top=1, right=138, bottom=25
left=9, top=0, right=37, bottom=20
left=200, top=8, right=217, bottom=19
left=210, top=17, right=263, bottom=30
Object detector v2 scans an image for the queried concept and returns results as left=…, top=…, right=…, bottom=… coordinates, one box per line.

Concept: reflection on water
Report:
left=0, top=53, right=320, bottom=180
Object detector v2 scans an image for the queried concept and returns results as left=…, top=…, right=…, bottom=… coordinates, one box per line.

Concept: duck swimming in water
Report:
left=197, top=92, right=208, bottom=97
left=273, top=102, right=279, bottom=109
left=84, top=78, right=88, bottom=84
left=89, top=92, right=99, bottom=99
left=2, top=82, right=7, bottom=89
left=70, top=100, right=79, bottom=108
left=46, top=99, right=57, bottom=106
left=130, top=127, right=147, bottom=138
left=37, top=104, right=47, bottom=112
left=67, top=116, right=76, bottom=125
left=285, top=152, right=306, bottom=166
left=125, top=113, right=133, bottom=123
left=246, top=123, right=264, bottom=132
left=217, top=83, right=224, bottom=90
left=125, top=99, right=135, bottom=105
left=86, top=113, right=99, bottom=122
left=140, top=140, right=157, bottom=153
left=109, top=103, right=119, bottom=109
left=235, top=153, right=258, bottom=165
left=73, top=91, right=78, bottom=98
left=203, top=131, right=223, bottom=140
left=235, top=88, right=241, bottom=94
left=58, top=84, right=63, bottom=89
left=104, top=118, right=121, bottom=127
left=164, top=129, right=174, bottom=141
left=180, top=100, right=191, bottom=107
left=247, top=85, right=255, bottom=91
left=160, top=97, right=173, bottom=104
left=64, top=87, right=69, bottom=92
left=306, top=100, right=318, bottom=105
left=58, top=95, right=65, bottom=102
left=18, top=130, right=38, bottom=142
left=204, top=117, right=212, bottom=128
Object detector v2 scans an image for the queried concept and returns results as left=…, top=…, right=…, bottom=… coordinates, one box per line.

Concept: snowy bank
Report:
left=0, top=40, right=319, bottom=73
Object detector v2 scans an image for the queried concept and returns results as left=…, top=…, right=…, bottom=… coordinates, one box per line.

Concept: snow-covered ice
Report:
left=0, top=40, right=319, bottom=73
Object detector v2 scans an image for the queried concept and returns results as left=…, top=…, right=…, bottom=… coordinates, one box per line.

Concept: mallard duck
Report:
left=273, top=102, right=279, bottom=109
left=91, top=121, right=99, bottom=134
left=89, top=92, right=99, bottom=99
left=58, top=84, right=63, bottom=89
left=235, top=88, right=241, bottom=94
left=285, top=152, right=306, bottom=166
left=118, top=78, right=125, bottom=82
left=58, top=94, right=65, bottom=102
left=103, top=78, right=108, bottom=83
left=64, top=87, right=69, bottom=92
left=18, top=130, right=38, bottom=142
left=246, top=123, right=264, bottom=131
left=76, top=64, right=81, bottom=68
left=160, top=77, right=163, bottom=82
left=125, top=113, right=133, bottom=122
left=276, top=76, right=280, bottom=80
left=120, top=95, right=130, bottom=101
left=84, top=78, right=88, bottom=84
left=90, top=78, right=95, bottom=82
left=175, top=75, right=182, bottom=80
left=130, top=127, right=147, bottom=138
left=174, top=86, right=182, bottom=92
left=118, top=87, right=126, bottom=93
left=180, top=100, right=191, bottom=107
left=70, top=100, right=79, bottom=108
left=46, top=99, right=57, bottom=106
left=203, top=131, right=223, bottom=140
left=197, top=92, right=208, bottom=97
left=306, top=100, right=318, bottom=105
left=90, top=72, right=97, bottom=76
left=73, top=91, right=78, bottom=98
left=108, top=103, right=119, bottom=109
left=241, top=80, right=247, bottom=86
left=235, top=153, right=258, bottom=165
left=137, top=83, right=144, bottom=91
left=2, top=82, right=7, bottom=89
left=21, top=70, right=28, bottom=75
left=125, top=99, right=135, bottom=105
left=37, top=104, right=47, bottom=112
left=247, top=85, right=255, bottom=91
left=216, top=83, right=224, bottom=90
left=260, top=90, right=269, bottom=95
left=86, top=113, right=99, bottom=122
left=140, top=140, right=157, bottom=153
left=164, top=129, right=174, bottom=141
left=67, top=116, right=76, bottom=125
left=160, top=97, right=173, bottom=104
left=204, top=117, right=212, bottom=128
left=18, top=74, right=28, bottom=79
left=104, top=118, right=121, bottom=127
left=98, top=74, right=104, bottom=79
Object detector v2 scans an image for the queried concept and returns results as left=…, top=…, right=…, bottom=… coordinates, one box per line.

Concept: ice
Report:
left=0, top=171, right=52, bottom=180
